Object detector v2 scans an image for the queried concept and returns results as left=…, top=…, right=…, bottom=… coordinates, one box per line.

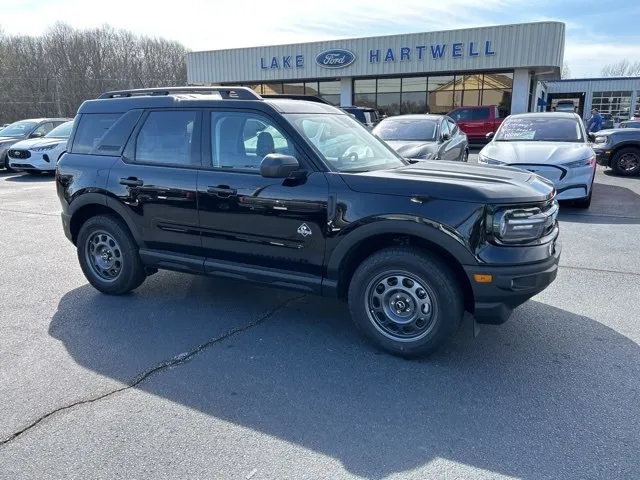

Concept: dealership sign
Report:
left=260, top=40, right=496, bottom=70
left=315, top=49, right=356, bottom=69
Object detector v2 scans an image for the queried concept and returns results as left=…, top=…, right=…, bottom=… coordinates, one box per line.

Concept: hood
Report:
left=481, top=141, right=593, bottom=165
left=0, top=136, right=23, bottom=145
left=385, top=140, right=438, bottom=159
left=9, top=137, right=67, bottom=150
left=340, top=160, right=555, bottom=204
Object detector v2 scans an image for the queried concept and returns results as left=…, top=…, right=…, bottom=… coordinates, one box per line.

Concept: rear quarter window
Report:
left=71, top=111, right=142, bottom=155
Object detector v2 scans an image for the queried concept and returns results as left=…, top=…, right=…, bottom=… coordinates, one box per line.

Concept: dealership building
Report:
left=187, top=22, right=566, bottom=117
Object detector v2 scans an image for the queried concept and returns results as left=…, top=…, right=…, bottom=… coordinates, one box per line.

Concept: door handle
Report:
left=119, top=177, right=144, bottom=187
left=207, top=186, right=237, bottom=197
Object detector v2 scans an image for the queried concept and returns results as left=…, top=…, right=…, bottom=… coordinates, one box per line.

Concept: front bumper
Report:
left=464, top=240, right=561, bottom=325
left=593, top=148, right=612, bottom=167
left=8, top=153, right=56, bottom=172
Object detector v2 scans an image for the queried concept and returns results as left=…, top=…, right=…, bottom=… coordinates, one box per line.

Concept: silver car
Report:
left=478, top=112, right=596, bottom=208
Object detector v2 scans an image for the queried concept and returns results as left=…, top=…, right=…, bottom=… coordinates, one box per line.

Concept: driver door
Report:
left=197, top=109, right=330, bottom=289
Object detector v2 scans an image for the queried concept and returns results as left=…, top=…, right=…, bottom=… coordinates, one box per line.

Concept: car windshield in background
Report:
left=374, top=119, right=438, bottom=142
left=495, top=117, right=583, bottom=142
left=0, top=120, right=38, bottom=137
left=284, top=113, right=407, bottom=173
left=46, top=121, right=74, bottom=138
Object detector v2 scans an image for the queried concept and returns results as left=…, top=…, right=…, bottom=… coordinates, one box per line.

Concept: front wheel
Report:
left=2, top=154, right=14, bottom=173
left=77, top=215, right=147, bottom=295
left=611, top=147, right=640, bottom=176
left=348, top=247, right=464, bottom=358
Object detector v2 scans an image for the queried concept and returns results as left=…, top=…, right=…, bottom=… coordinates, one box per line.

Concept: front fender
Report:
left=325, top=215, right=478, bottom=282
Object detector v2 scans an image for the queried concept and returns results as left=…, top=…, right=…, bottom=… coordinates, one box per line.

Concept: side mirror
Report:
left=587, top=132, right=596, bottom=142
left=30, top=131, right=44, bottom=138
left=486, top=132, right=495, bottom=140
left=260, top=153, right=299, bottom=178
left=441, top=132, right=451, bottom=141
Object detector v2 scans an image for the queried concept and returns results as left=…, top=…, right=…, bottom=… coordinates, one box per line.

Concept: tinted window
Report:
left=33, top=122, right=54, bottom=136
left=97, top=110, right=142, bottom=154
left=135, top=111, right=198, bottom=166
left=471, top=107, right=491, bottom=120
left=373, top=119, right=438, bottom=141
left=449, top=109, right=472, bottom=121
left=495, top=117, right=584, bottom=142
left=72, top=113, right=122, bottom=154
left=210, top=112, right=296, bottom=171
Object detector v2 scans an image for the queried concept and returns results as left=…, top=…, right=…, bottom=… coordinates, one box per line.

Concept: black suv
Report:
left=56, top=87, right=561, bottom=357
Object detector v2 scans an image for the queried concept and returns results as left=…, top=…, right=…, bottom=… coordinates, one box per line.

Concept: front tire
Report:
left=348, top=247, right=464, bottom=358
left=77, top=215, right=147, bottom=295
left=611, top=147, right=640, bottom=176
left=2, top=154, right=14, bottom=173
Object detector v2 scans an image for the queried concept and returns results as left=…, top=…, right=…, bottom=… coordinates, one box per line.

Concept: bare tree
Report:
left=600, top=59, right=640, bottom=77
left=0, top=23, right=189, bottom=125
left=561, top=61, right=571, bottom=79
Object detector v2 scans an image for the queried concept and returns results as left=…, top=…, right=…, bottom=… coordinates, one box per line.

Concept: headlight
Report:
left=563, top=156, right=596, bottom=169
left=478, top=153, right=505, bottom=165
left=32, top=144, right=58, bottom=152
left=492, top=201, right=559, bottom=244
left=593, top=136, right=609, bottom=144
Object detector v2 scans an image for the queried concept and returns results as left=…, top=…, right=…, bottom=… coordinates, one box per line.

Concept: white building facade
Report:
left=187, top=22, right=565, bottom=117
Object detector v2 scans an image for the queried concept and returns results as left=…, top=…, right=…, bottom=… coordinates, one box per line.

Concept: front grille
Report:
left=8, top=149, right=31, bottom=159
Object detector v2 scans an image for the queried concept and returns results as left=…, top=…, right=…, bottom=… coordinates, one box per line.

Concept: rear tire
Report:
left=611, top=147, right=640, bottom=176
left=347, top=247, right=464, bottom=358
left=77, top=215, right=147, bottom=295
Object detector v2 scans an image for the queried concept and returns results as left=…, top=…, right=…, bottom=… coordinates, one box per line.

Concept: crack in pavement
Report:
left=561, top=264, right=640, bottom=277
left=0, top=294, right=306, bottom=448
left=0, top=207, right=59, bottom=217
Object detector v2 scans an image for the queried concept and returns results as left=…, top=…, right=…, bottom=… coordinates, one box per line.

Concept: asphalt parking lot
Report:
left=1, top=156, right=639, bottom=480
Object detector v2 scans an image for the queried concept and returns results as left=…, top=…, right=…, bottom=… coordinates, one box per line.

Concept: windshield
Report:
left=46, top=121, right=74, bottom=138
left=495, top=117, right=584, bottom=142
left=373, top=119, right=438, bottom=141
left=0, top=120, right=38, bottom=137
left=284, top=113, right=407, bottom=172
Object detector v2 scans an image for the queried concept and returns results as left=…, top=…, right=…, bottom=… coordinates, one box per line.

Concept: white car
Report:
left=7, top=120, right=74, bottom=173
left=478, top=112, right=596, bottom=208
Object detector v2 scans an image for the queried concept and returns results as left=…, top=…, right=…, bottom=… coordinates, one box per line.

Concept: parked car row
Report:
left=0, top=117, right=73, bottom=173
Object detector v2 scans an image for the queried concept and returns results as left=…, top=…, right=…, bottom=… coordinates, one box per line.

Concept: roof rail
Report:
left=260, top=94, right=333, bottom=105
left=97, top=86, right=261, bottom=100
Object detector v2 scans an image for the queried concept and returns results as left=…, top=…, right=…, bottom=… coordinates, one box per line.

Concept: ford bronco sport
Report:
left=56, top=87, right=561, bottom=357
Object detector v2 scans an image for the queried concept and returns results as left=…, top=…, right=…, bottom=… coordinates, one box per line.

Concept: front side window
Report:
left=286, top=113, right=407, bottom=173
left=135, top=111, right=197, bottom=166
left=0, top=120, right=38, bottom=137
left=374, top=118, right=439, bottom=142
left=46, top=121, right=74, bottom=138
left=33, top=123, right=54, bottom=136
left=449, top=108, right=471, bottom=121
left=210, top=112, right=296, bottom=171
left=495, top=117, right=584, bottom=142
left=471, top=107, right=491, bottom=121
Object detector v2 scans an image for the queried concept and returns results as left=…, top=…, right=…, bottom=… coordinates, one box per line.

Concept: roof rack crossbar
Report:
left=260, top=94, right=333, bottom=105
left=98, top=86, right=261, bottom=100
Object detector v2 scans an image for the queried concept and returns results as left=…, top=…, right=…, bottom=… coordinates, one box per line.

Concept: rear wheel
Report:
left=77, top=215, right=147, bottom=295
left=611, top=147, right=640, bottom=176
left=347, top=247, right=464, bottom=358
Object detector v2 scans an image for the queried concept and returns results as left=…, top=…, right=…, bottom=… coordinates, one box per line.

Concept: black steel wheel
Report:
left=348, top=247, right=464, bottom=358
left=77, top=215, right=146, bottom=295
left=612, top=147, right=640, bottom=176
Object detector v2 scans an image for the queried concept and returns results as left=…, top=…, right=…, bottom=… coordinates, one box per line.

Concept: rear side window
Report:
left=449, top=109, right=471, bottom=121
left=71, top=112, right=142, bottom=155
left=471, top=107, right=491, bottom=121
left=134, top=110, right=199, bottom=166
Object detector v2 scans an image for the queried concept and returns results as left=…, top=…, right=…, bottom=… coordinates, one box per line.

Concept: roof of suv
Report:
left=77, top=86, right=344, bottom=115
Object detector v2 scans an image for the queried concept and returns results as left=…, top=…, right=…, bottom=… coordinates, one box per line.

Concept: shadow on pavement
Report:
left=559, top=181, right=640, bottom=225
left=48, top=277, right=639, bottom=479
left=4, top=172, right=54, bottom=182
left=603, top=169, right=640, bottom=181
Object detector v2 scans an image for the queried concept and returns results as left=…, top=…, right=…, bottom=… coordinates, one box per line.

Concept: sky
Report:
left=0, top=0, right=639, bottom=78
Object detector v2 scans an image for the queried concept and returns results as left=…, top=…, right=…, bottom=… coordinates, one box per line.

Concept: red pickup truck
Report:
left=447, top=105, right=505, bottom=142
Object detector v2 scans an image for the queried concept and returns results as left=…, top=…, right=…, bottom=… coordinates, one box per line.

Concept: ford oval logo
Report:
left=315, top=49, right=356, bottom=69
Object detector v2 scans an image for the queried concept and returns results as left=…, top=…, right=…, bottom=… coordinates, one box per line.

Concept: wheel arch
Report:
left=69, top=193, right=141, bottom=246
left=326, top=220, right=476, bottom=313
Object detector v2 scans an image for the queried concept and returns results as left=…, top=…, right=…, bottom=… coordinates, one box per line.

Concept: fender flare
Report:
left=325, top=217, right=477, bottom=282
left=68, top=192, right=143, bottom=245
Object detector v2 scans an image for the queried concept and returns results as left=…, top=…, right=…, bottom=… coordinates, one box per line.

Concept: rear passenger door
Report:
left=106, top=109, right=203, bottom=257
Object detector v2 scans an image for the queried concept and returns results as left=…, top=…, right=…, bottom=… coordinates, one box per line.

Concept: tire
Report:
left=2, top=154, right=14, bottom=173
left=77, top=215, right=147, bottom=295
left=573, top=183, right=593, bottom=209
left=611, top=147, right=640, bottom=176
left=461, top=148, right=469, bottom=162
left=347, top=247, right=464, bottom=358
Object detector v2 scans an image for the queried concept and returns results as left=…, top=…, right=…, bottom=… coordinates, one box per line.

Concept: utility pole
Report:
left=53, top=76, right=62, bottom=117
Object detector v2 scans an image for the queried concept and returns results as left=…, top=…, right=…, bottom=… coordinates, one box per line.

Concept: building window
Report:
left=263, top=83, right=283, bottom=94
left=592, top=91, right=632, bottom=121
left=376, top=77, right=401, bottom=116
left=318, top=80, right=340, bottom=106
left=428, top=75, right=455, bottom=114
left=283, top=82, right=305, bottom=94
